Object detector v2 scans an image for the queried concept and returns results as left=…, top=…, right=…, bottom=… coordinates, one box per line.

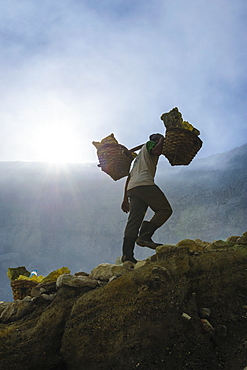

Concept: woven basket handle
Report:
left=129, top=144, right=144, bottom=152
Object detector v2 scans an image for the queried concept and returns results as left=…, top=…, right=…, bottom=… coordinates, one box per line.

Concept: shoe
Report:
left=121, top=237, right=137, bottom=263
left=136, top=221, right=162, bottom=250
left=122, top=254, right=137, bottom=263
left=136, top=237, right=162, bottom=249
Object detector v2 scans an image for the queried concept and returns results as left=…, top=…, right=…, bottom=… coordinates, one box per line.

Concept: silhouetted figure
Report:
left=121, top=134, right=172, bottom=263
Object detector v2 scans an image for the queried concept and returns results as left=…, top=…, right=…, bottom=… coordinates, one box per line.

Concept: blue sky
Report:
left=0, top=0, right=246, bottom=163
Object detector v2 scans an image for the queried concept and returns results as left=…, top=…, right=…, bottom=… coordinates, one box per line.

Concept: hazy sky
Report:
left=0, top=0, right=246, bottom=163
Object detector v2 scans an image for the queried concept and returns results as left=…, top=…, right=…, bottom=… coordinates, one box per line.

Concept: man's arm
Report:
left=121, top=175, right=130, bottom=213
left=150, top=136, right=164, bottom=156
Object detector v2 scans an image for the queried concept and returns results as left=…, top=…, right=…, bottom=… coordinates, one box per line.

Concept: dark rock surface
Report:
left=1, top=233, right=247, bottom=370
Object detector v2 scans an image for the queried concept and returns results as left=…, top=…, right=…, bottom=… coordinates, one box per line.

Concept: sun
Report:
left=33, top=124, right=81, bottom=163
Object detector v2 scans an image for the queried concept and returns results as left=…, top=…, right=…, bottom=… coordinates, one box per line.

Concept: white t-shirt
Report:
left=127, top=143, right=159, bottom=191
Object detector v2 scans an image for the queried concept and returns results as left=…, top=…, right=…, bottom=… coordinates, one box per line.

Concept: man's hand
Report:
left=121, top=198, right=129, bottom=213
left=150, top=136, right=164, bottom=156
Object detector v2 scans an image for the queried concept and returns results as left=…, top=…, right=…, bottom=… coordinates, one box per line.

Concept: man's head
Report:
left=149, top=133, right=163, bottom=143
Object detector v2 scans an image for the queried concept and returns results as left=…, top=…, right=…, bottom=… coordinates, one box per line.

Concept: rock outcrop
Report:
left=0, top=232, right=247, bottom=370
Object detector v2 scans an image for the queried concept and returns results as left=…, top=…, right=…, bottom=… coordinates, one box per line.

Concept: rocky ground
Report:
left=0, top=232, right=247, bottom=370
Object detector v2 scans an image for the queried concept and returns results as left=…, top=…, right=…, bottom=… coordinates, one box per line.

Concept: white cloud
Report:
left=0, top=0, right=246, bottom=162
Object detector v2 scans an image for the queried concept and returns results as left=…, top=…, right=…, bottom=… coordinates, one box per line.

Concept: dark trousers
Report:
left=124, top=185, right=172, bottom=240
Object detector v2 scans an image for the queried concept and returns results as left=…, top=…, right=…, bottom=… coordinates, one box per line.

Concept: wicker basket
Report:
left=97, top=143, right=134, bottom=181
left=162, top=127, right=203, bottom=166
left=11, top=279, right=38, bottom=300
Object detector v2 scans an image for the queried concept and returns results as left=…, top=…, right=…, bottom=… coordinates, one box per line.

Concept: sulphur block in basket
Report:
left=92, top=133, right=135, bottom=181
left=92, top=133, right=119, bottom=150
left=160, top=107, right=200, bottom=136
left=160, top=108, right=202, bottom=166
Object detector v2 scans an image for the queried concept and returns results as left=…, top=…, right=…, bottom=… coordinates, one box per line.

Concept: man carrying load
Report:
left=121, top=133, right=172, bottom=263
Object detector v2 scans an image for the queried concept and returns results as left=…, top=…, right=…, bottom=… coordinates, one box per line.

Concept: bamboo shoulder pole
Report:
left=129, top=144, right=144, bottom=152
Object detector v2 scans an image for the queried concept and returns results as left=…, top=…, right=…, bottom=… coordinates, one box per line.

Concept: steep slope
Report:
left=155, top=144, right=247, bottom=241
left=0, top=144, right=246, bottom=302
left=0, top=235, right=247, bottom=370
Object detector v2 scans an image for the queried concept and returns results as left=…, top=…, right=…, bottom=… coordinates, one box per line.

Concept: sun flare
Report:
left=33, top=124, right=82, bottom=163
